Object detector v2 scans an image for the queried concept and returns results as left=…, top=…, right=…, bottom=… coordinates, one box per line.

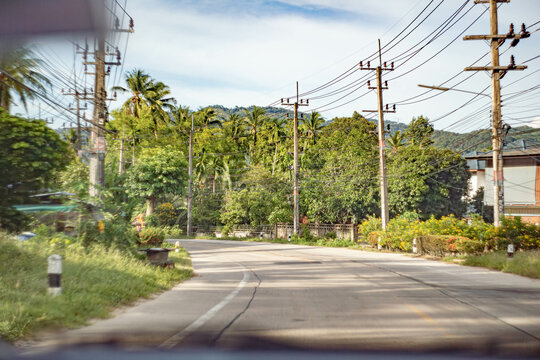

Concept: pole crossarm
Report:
left=463, top=33, right=529, bottom=40
left=464, top=65, right=527, bottom=71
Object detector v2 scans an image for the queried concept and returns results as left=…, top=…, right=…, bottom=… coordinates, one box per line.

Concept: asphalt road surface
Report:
left=27, top=239, right=540, bottom=356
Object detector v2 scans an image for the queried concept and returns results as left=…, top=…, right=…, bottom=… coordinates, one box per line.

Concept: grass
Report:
left=461, top=250, right=540, bottom=279
left=0, top=235, right=192, bottom=342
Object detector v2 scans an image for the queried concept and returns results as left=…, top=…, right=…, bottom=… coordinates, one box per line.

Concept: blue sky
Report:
left=15, top=0, right=540, bottom=133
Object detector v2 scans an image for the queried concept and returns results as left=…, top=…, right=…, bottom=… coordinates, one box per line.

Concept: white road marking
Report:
left=159, top=270, right=250, bottom=349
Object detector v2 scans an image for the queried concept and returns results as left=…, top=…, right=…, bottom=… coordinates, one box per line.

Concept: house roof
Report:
left=464, top=140, right=540, bottom=160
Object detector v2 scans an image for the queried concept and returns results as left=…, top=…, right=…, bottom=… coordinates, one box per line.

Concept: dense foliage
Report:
left=0, top=109, right=70, bottom=231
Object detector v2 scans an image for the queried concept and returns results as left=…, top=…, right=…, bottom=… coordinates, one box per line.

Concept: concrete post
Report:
left=48, top=254, right=62, bottom=296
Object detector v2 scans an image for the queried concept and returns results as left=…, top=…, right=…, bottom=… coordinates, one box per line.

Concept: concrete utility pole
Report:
left=187, top=114, right=194, bottom=237
left=361, top=39, right=395, bottom=231
left=463, top=0, right=529, bottom=227
left=89, top=34, right=107, bottom=198
left=63, top=89, right=88, bottom=154
left=281, top=82, right=309, bottom=234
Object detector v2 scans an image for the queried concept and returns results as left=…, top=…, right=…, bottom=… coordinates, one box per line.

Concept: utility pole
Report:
left=63, top=89, right=88, bottom=153
left=361, top=39, right=395, bottom=231
left=187, top=114, right=194, bottom=237
left=281, top=82, right=309, bottom=234
left=463, top=0, right=529, bottom=227
left=88, top=34, right=107, bottom=198
left=80, top=8, right=132, bottom=198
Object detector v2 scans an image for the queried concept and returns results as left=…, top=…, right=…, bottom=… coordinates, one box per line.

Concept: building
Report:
left=465, top=140, right=540, bottom=224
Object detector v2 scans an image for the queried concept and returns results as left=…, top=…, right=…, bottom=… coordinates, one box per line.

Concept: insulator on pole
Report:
left=367, top=80, right=371, bottom=87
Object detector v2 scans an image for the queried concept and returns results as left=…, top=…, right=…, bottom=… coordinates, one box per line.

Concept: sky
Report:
left=13, top=0, right=540, bottom=133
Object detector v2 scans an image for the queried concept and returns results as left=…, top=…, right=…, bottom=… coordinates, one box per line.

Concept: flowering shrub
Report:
left=138, top=227, right=165, bottom=247
left=494, top=217, right=540, bottom=250
left=363, top=214, right=539, bottom=254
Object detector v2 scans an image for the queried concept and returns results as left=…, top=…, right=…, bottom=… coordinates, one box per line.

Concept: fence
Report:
left=191, top=223, right=357, bottom=242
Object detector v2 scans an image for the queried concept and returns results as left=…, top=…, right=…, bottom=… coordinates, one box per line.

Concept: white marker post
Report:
left=288, top=234, right=291, bottom=242
left=48, top=254, right=62, bottom=296
left=175, top=241, right=180, bottom=253
left=377, top=236, right=382, bottom=251
left=507, top=244, right=514, bottom=259
left=413, top=238, right=418, bottom=254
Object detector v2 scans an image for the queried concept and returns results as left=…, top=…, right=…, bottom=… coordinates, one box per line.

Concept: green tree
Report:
left=387, top=130, right=405, bottom=154
left=387, top=145, right=470, bottom=218
left=125, top=146, right=188, bottom=216
left=243, top=106, right=267, bottom=156
left=145, top=80, right=176, bottom=138
left=113, top=69, right=153, bottom=119
left=301, top=112, right=379, bottom=223
left=403, top=115, right=434, bottom=147
left=300, top=111, right=325, bottom=146
left=0, top=47, right=50, bottom=113
left=220, top=166, right=291, bottom=227
left=0, top=109, right=70, bottom=231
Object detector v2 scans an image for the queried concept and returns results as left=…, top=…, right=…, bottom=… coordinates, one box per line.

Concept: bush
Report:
left=493, top=216, right=540, bottom=251
left=156, top=203, right=179, bottom=227
left=163, top=225, right=183, bottom=239
left=418, top=234, right=480, bottom=256
left=358, top=216, right=381, bottom=241
left=77, top=218, right=138, bottom=252
left=323, top=231, right=336, bottom=239
left=138, top=227, right=165, bottom=247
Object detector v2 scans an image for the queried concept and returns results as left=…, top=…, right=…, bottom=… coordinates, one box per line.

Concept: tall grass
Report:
left=0, top=235, right=192, bottom=342
left=463, top=251, right=540, bottom=279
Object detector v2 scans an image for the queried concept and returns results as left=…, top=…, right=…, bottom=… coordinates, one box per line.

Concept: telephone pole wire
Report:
left=463, top=0, right=529, bottom=227
left=281, top=82, right=309, bottom=234
left=361, top=39, right=395, bottom=231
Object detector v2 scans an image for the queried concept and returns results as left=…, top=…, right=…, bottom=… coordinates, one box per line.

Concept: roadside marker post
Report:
left=48, top=254, right=62, bottom=296
left=175, top=241, right=180, bottom=253
left=507, top=244, right=514, bottom=258
left=413, top=238, right=418, bottom=254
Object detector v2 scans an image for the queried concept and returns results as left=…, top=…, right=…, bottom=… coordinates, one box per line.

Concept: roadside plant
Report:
left=138, top=227, right=165, bottom=247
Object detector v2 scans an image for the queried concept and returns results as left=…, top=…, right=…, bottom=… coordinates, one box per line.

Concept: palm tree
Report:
left=301, top=111, right=325, bottom=146
left=144, top=81, right=176, bottom=138
left=112, top=69, right=153, bottom=119
left=197, top=107, right=220, bottom=128
left=171, top=105, right=191, bottom=128
left=0, top=46, right=50, bottom=113
left=387, top=130, right=405, bottom=154
left=269, top=117, right=287, bottom=175
left=243, top=106, right=267, bottom=155
left=223, top=112, right=246, bottom=145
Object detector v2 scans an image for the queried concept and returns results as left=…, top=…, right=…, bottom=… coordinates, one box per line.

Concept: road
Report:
left=28, top=239, right=540, bottom=356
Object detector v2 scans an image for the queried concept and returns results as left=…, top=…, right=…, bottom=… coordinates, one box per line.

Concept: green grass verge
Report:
left=0, top=235, right=192, bottom=342
left=462, top=250, right=540, bottom=279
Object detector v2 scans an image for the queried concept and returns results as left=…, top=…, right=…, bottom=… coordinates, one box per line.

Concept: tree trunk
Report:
left=272, top=143, right=278, bottom=175
left=146, top=197, right=156, bottom=216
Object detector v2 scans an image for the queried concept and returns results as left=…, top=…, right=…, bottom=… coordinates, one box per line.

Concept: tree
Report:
left=403, top=115, right=434, bottom=147
left=301, top=112, right=379, bottom=223
left=0, top=46, right=50, bottom=113
left=125, top=146, right=188, bottom=216
left=220, top=166, right=291, bottom=228
left=387, top=130, right=405, bottom=154
left=301, top=111, right=325, bottom=146
left=144, top=80, right=176, bottom=138
left=243, top=106, right=267, bottom=154
left=387, top=145, right=470, bottom=219
left=113, top=69, right=153, bottom=119
left=0, top=109, right=70, bottom=231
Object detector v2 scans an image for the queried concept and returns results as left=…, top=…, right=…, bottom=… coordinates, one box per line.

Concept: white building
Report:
left=465, top=141, right=540, bottom=224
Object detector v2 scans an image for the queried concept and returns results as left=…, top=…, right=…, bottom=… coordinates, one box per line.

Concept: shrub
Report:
left=494, top=216, right=540, bottom=251
left=358, top=216, right=382, bottom=241
left=138, top=227, right=165, bottom=247
left=156, top=202, right=179, bottom=227
left=418, top=234, right=480, bottom=256
left=323, top=231, right=336, bottom=239
left=163, top=225, right=183, bottom=239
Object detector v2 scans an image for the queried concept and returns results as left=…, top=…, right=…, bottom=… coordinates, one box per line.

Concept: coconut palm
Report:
left=243, top=106, right=267, bottom=154
left=301, top=111, right=325, bottom=146
left=0, top=46, right=50, bottom=113
left=196, top=107, right=221, bottom=128
left=112, top=69, right=153, bottom=119
left=222, top=113, right=246, bottom=145
left=145, top=80, right=176, bottom=138
left=387, top=130, right=406, bottom=154
left=269, top=117, right=287, bottom=175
